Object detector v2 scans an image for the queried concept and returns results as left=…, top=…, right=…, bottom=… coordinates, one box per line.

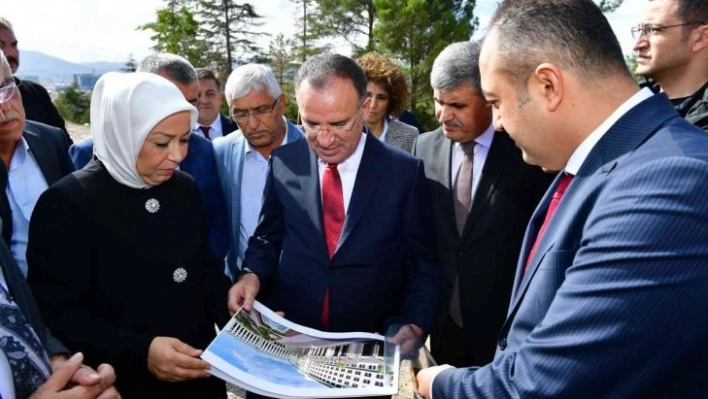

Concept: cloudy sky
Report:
left=5, top=0, right=644, bottom=67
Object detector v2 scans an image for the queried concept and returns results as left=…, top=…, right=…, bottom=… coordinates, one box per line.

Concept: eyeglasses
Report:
left=231, top=97, right=280, bottom=123
left=0, top=81, right=16, bottom=104
left=631, top=21, right=705, bottom=39
left=301, top=111, right=362, bottom=137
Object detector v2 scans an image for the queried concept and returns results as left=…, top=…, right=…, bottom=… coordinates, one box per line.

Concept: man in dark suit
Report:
left=194, top=68, right=237, bottom=139
left=413, top=41, right=551, bottom=368
left=418, top=0, right=708, bottom=397
left=69, top=54, right=229, bottom=260
left=0, top=50, right=73, bottom=277
left=228, top=53, right=440, bottom=346
left=0, top=17, right=71, bottom=142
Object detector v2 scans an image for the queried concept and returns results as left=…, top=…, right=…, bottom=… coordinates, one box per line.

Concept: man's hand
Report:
left=30, top=352, right=121, bottom=399
left=391, top=324, right=425, bottom=358
left=416, top=365, right=454, bottom=399
left=227, top=272, right=260, bottom=315
left=147, top=337, right=211, bottom=382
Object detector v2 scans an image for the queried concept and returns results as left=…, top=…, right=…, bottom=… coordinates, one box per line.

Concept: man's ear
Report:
left=692, top=24, right=708, bottom=52
left=532, top=63, right=564, bottom=112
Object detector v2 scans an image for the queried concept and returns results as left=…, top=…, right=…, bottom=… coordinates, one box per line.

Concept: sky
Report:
left=5, top=0, right=645, bottom=68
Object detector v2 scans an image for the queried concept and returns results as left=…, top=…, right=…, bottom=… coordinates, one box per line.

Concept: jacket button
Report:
left=458, top=251, right=464, bottom=256
left=499, top=337, right=508, bottom=351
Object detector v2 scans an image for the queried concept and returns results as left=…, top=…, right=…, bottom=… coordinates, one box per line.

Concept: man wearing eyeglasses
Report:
left=212, top=63, right=304, bottom=281
left=0, top=49, right=73, bottom=278
left=228, top=54, right=440, bottom=398
left=632, top=0, right=708, bottom=130
left=194, top=68, right=238, bottom=140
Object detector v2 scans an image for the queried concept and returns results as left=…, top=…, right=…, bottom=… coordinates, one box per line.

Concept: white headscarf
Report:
left=91, top=72, right=198, bottom=189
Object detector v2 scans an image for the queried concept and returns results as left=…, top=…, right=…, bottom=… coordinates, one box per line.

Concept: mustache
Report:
left=0, top=110, right=19, bottom=124
left=5, top=55, right=18, bottom=65
left=442, top=121, right=461, bottom=128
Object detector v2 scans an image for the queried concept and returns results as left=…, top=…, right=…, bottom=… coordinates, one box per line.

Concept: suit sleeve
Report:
left=68, top=140, right=93, bottom=170
left=432, top=158, right=708, bottom=397
left=27, top=187, right=154, bottom=361
left=241, top=156, right=284, bottom=287
left=391, top=159, right=441, bottom=334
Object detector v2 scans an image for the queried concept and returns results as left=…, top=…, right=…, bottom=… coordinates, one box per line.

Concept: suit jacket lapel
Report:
left=337, top=134, right=383, bottom=254
left=23, top=130, right=58, bottom=185
left=461, top=132, right=509, bottom=238
left=300, top=146, right=328, bottom=259
left=507, top=92, right=679, bottom=313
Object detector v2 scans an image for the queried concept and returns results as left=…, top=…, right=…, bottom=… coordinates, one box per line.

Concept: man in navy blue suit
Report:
left=417, top=0, right=708, bottom=397
left=69, top=54, right=228, bottom=260
left=228, top=53, right=440, bottom=340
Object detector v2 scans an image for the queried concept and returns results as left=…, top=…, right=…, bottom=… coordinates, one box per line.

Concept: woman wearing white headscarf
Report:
left=26, top=72, right=229, bottom=398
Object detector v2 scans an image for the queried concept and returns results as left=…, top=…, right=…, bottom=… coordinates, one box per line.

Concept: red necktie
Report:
left=199, top=125, right=211, bottom=140
left=525, top=173, right=573, bottom=271
left=321, top=163, right=345, bottom=330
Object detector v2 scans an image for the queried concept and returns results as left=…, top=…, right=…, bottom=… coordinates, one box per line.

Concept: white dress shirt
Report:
left=193, top=113, right=224, bottom=140
left=6, top=138, right=49, bottom=277
left=237, top=134, right=288, bottom=267
left=318, top=133, right=367, bottom=214
left=377, top=119, right=389, bottom=143
left=451, top=123, right=495, bottom=200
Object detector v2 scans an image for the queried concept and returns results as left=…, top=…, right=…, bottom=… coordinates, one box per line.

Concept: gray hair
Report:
left=0, top=50, right=11, bottom=80
left=223, top=64, right=281, bottom=107
left=0, top=17, right=13, bottom=31
left=137, top=53, right=197, bottom=85
left=295, top=53, right=367, bottom=105
left=488, top=0, right=630, bottom=87
left=431, top=41, right=483, bottom=93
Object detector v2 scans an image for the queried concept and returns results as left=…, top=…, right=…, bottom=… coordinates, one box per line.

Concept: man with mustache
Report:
left=413, top=41, right=551, bottom=369
left=632, top=0, right=708, bottom=130
left=212, top=64, right=304, bottom=280
left=194, top=68, right=238, bottom=140
left=0, top=17, right=71, bottom=142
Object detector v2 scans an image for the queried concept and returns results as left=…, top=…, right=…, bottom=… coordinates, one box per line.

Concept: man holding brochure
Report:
left=228, top=53, right=441, bottom=398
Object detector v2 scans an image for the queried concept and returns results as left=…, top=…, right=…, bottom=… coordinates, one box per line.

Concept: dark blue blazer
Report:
left=68, top=134, right=228, bottom=259
left=243, top=133, right=441, bottom=334
left=432, top=94, right=708, bottom=397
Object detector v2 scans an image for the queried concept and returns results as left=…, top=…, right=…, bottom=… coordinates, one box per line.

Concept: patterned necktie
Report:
left=199, top=125, right=211, bottom=140
left=449, top=141, right=475, bottom=327
left=525, top=173, right=574, bottom=271
left=0, top=282, right=52, bottom=398
left=321, top=163, right=345, bottom=330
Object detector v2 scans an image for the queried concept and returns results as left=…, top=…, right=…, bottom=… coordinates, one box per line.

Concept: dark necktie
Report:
left=525, top=173, right=574, bottom=271
left=0, top=161, right=12, bottom=248
left=0, top=282, right=52, bottom=398
left=321, top=163, right=345, bottom=330
left=199, top=125, right=211, bottom=140
left=449, top=141, right=475, bottom=327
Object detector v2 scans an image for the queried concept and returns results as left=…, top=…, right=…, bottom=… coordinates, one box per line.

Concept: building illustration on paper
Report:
left=228, top=309, right=393, bottom=389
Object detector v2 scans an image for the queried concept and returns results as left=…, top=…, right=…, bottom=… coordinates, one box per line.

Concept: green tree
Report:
left=121, top=54, right=138, bottom=72
left=597, top=0, right=624, bottom=12
left=55, top=84, right=91, bottom=124
left=374, top=0, right=477, bottom=131
left=195, top=0, right=265, bottom=75
left=290, top=0, right=331, bottom=63
left=266, top=34, right=298, bottom=86
left=138, top=1, right=209, bottom=67
left=311, top=0, right=376, bottom=55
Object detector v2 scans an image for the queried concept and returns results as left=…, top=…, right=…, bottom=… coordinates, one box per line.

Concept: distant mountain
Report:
left=16, top=51, right=123, bottom=86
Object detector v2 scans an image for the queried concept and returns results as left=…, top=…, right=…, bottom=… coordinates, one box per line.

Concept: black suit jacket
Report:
left=413, top=128, right=552, bottom=365
left=23, top=120, right=75, bottom=185
left=220, top=114, right=238, bottom=136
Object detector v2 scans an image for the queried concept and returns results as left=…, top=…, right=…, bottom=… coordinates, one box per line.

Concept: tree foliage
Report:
left=311, top=0, right=376, bottom=55
left=138, top=2, right=209, bottom=67
left=597, top=0, right=624, bottom=12
left=195, top=0, right=266, bottom=75
left=374, top=0, right=477, bottom=131
left=289, top=0, right=331, bottom=63
left=55, top=84, right=91, bottom=125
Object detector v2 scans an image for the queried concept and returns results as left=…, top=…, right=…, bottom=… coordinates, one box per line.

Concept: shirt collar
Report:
left=453, top=122, right=495, bottom=149
left=318, top=132, right=367, bottom=170
left=8, top=137, right=30, bottom=172
left=565, top=88, right=653, bottom=175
